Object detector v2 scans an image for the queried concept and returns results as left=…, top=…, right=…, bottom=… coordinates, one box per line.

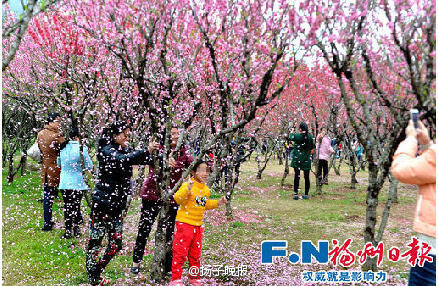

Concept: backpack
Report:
left=27, top=141, right=41, bottom=162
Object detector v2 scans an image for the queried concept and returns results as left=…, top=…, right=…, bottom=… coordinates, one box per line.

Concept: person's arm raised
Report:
left=391, top=121, right=436, bottom=185
left=174, top=180, right=192, bottom=205
left=107, top=141, right=159, bottom=166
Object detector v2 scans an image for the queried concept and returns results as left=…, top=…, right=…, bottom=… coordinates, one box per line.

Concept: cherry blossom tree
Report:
left=3, top=0, right=433, bottom=280
left=68, top=0, right=298, bottom=280
left=303, top=0, right=435, bottom=271
left=2, top=0, right=62, bottom=71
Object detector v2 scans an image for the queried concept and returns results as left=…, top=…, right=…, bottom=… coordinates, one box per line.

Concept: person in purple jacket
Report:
left=316, top=129, right=335, bottom=185
left=131, top=126, right=194, bottom=276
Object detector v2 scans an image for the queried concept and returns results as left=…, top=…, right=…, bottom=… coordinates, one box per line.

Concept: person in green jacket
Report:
left=288, top=122, right=315, bottom=200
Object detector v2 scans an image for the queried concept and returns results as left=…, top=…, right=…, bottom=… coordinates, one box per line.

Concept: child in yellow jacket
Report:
left=170, top=160, right=227, bottom=286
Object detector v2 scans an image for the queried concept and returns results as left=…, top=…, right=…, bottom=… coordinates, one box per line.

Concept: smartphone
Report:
left=410, top=109, right=419, bottom=128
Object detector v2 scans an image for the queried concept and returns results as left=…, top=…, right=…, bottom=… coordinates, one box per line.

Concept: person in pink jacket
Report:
left=391, top=120, right=436, bottom=286
left=316, top=129, right=335, bottom=185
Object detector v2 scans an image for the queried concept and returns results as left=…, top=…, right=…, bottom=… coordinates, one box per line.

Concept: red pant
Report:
left=171, top=222, right=204, bottom=280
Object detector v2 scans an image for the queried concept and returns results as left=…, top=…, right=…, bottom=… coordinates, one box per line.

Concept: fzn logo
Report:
left=261, top=240, right=329, bottom=264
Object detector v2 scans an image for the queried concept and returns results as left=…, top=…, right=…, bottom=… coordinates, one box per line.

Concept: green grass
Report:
left=1, top=166, right=139, bottom=285
left=3, top=157, right=416, bottom=285
left=230, top=221, right=244, bottom=228
left=3, top=169, right=86, bottom=285
left=209, top=189, right=223, bottom=199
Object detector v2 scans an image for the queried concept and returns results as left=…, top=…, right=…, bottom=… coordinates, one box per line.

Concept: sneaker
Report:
left=130, top=266, right=139, bottom=275
left=189, top=279, right=202, bottom=286
left=73, top=226, right=81, bottom=238
left=293, top=194, right=299, bottom=200
left=303, top=195, right=309, bottom=200
left=169, top=280, right=184, bottom=286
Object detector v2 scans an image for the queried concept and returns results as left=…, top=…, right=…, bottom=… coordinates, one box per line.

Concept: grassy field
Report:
left=2, top=157, right=417, bottom=285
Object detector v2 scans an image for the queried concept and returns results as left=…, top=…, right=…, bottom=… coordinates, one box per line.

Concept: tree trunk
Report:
left=7, top=151, right=26, bottom=183
left=7, top=152, right=15, bottom=183
left=349, top=157, right=357, bottom=189
left=314, top=157, right=322, bottom=195
left=133, top=165, right=146, bottom=197
left=225, top=162, right=242, bottom=220
left=225, top=200, right=233, bottom=220
left=376, top=174, right=398, bottom=242
left=2, top=144, right=8, bottom=166
left=256, top=157, right=269, bottom=180
left=233, top=163, right=241, bottom=188
left=331, top=152, right=344, bottom=176
left=224, top=158, right=234, bottom=220
left=256, top=169, right=263, bottom=180
left=150, top=203, right=170, bottom=282
left=350, top=175, right=356, bottom=189
left=255, top=150, right=262, bottom=179
left=20, top=153, right=27, bottom=176
left=363, top=174, right=397, bottom=271
left=389, top=175, right=399, bottom=204
left=329, top=156, right=340, bottom=176
left=83, top=189, right=92, bottom=209
left=207, top=138, right=229, bottom=188
left=256, top=149, right=274, bottom=180
left=281, top=151, right=289, bottom=187
left=278, top=148, right=283, bottom=165
left=207, top=159, right=222, bottom=188
left=362, top=166, right=379, bottom=272
left=336, top=155, right=343, bottom=174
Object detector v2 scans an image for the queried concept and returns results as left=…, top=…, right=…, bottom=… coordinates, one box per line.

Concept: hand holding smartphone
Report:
left=410, top=109, right=419, bottom=129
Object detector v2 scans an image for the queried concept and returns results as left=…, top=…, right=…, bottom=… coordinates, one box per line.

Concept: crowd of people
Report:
left=36, top=114, right=228, bottom=286
left=34, top=113, right=344, bottom=285
left=35, top=113, right=435, bottom=286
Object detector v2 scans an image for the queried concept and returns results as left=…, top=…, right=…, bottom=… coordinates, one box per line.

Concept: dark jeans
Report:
left=86, top=209, right=123, bottom=285
left=132, top=200, right=177, bottom=273
left=408, top=254, right=436, bottom=286
left=293, top=168, right=310, bottom=195
left=61, top=189, right=84, bottom=231
left=43, top=185, right=58, bottom=227
left=317, top=159, right=329, bottom=183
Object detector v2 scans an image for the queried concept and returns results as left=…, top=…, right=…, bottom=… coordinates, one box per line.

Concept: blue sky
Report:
left=6, top=0, right=25, bottom=15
